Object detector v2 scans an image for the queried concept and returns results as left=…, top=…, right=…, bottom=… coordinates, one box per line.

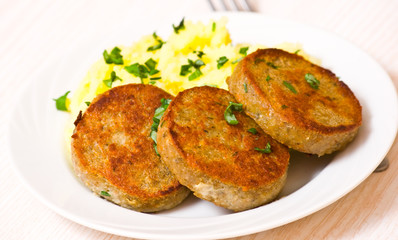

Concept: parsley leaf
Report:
left=180, top=59, right=205, bottom=80
left=103, top=71, right=122, bottom=88
left=125, top=59, right=160, bottom=83
left=100, top=191, right=111, bottom=197
left=147, top=32, right=165, bottom=52
left=150, top=98, right=172, bottom=155
left=305, top=73, right=320, bottom=89
left=224, top=102, right=243, bottom=125
left=266, top=62, right=278, bottom=69
left=180, top=64, right=192, bottom=76
left=244, top=83, right=248, bottom=93
left=173, top=18, right=185, bottom=34
left=283, top=81, right=297, bottom=94
left=194, top=50, right=205, bottom=58
left=232, top=47, right=249, bottom=64
left=217, top=56, right=229, bottom=69
left=239, top=47, right=249, bottom=56
left=212, top=22, right=216, bottom=32
left=255, top=143, right=272, bottom=153
left=248, top=128, right=258, bottom=134
left=53, top=91, right=70, bottom=111
left=103, top=47, right=124, bottom=65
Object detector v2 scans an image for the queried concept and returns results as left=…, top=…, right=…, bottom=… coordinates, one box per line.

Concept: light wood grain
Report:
left=0, top=0, right=397, bottom=239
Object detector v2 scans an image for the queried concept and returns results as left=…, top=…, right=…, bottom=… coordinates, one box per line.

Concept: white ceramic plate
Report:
left=7, top=12, right=398, bottom=240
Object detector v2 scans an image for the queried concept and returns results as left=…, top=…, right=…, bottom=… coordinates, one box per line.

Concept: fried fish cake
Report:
left=71, top=84, right=190, bottom=212
left=227, top=48, right=362, bottom=156
left=157, top=86, right=289, bottom=211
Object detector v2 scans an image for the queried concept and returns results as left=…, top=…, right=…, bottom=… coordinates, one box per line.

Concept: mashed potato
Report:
left=65, top=17, right=317, bottom=152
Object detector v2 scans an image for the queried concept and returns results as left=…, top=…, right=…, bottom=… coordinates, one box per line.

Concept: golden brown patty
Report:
left=71, top=84, right=190, bottom=212
left=157, top=86, right=289, bottom=211
left=227, top=48, right=362, bottom=156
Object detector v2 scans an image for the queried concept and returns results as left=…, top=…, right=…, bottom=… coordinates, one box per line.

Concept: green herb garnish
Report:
left=147, top=32, right=165, bottom=51
left=180, top=64, right=192, bottom=76
left=294, top=49, right=301, bottom=54
left=103, top=47, right=124, bottom=65
left=150, top=98, right=172, bottom=155
left=212, top=22, right=216, bottom=32
left=254, top=58, right=265, bottom=64
left=173, top=18, right=185, bottom=34
left=125, top=59, right=160, bottom=83
left=53, top=91, right=70, bottom=111
left=103, top=71, right=122, bottom=88
left=224, top=102, right=243, bottom=125
left=254, top=143, right=272, bottom=153
left=248, top=128, right=258, bottom=134
left=266, top=75, right=271, bottom=82
left=281, top=105, right=288, bottom=109
left=180, top=59, right=205, bottom=80
left=305, top=73, right=320, bottom=89
left=85, top=101, right=91, bottom=106
left=266, top=62, right=278, bottom=69
left=283, top=81, right=297, bottom=94
left=217, top=56, right=229, bottom=69
left=232, top=47, right=250, bottom=64
left=239, top=47, right=249, bottom=56
left=100, top=191, right=110, bottom=197
left=188, top=69, right=202, bottom=81
left=194, top=50, right=205, bottom=58
left=244, top=83, right=248, bottom=93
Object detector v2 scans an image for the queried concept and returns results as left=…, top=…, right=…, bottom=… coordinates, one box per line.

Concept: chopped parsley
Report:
left=147, top=32, right=165, bottom=52
left=85, top=101, right=91, bottom=106
left=194, top=50, right=205, bottom=58
left=239, top=47, right=249, bottom=56
left=283, top=81, right=297, bottom=94
left=224, top=102, right=243, bottom=125
left=254, top=143, right=272, bottom=153
left=244, top=83, right=248, bottom=93
left=305, top=73, right=320, bottom=89
left=103, top=47, right=124, bottom=65
left=188, top=69, right=202, bottom=81
left=281, top=105, right=288, bottom=109
left=53, top=91, right=70, bottom=111
left=125, top=58, right=160, bottom=83
left=217, top=56, right=229, bottom=69
left=212, top=22, right=216, bottom=32
left=294, top=49, right=301, bottom=54
left=254, top=58, right=265, bottom=64
left=173, top=18, right=185, bottom=34
left=232, top=46, right=249, bottom=64
left=103, top=71, right=122, bottom=88
left=180, top=59, right=205, bottom=81
left=248, top=128, right=258, bottom=134
left=150, top=98, right=172, bottom=155
left=266, top=62, right=278, bottom=69
left=100, top=191, right=110, bottom=197
left=266, top=75, right=271, bottom=82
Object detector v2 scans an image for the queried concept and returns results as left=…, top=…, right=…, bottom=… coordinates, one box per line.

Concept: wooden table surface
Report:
left=1, top=0, right=397, bottom=239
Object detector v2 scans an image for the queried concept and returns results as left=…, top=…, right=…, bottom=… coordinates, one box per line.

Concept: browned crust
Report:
left=157, top=86, right=289, bottom=211
left=227, top=48, right=362, bottom=156
left=71, top=84, right=190, bottom=212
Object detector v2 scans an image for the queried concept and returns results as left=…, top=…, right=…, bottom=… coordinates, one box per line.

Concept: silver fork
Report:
left=207, top=0, right=389, bottom=173
left=207, top=0, right=254, bottom=12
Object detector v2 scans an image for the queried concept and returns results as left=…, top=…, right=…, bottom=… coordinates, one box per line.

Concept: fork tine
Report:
left=225, top=0, right=239, bottom=11
left=235, top=0, right=253, bottom=11
left=207, top=0, right=217, bottom=11
left=208, top=0, right=254, bottom=12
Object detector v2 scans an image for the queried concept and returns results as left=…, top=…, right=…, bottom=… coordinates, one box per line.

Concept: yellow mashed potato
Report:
left=65, top=17, right=318, bottom=152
